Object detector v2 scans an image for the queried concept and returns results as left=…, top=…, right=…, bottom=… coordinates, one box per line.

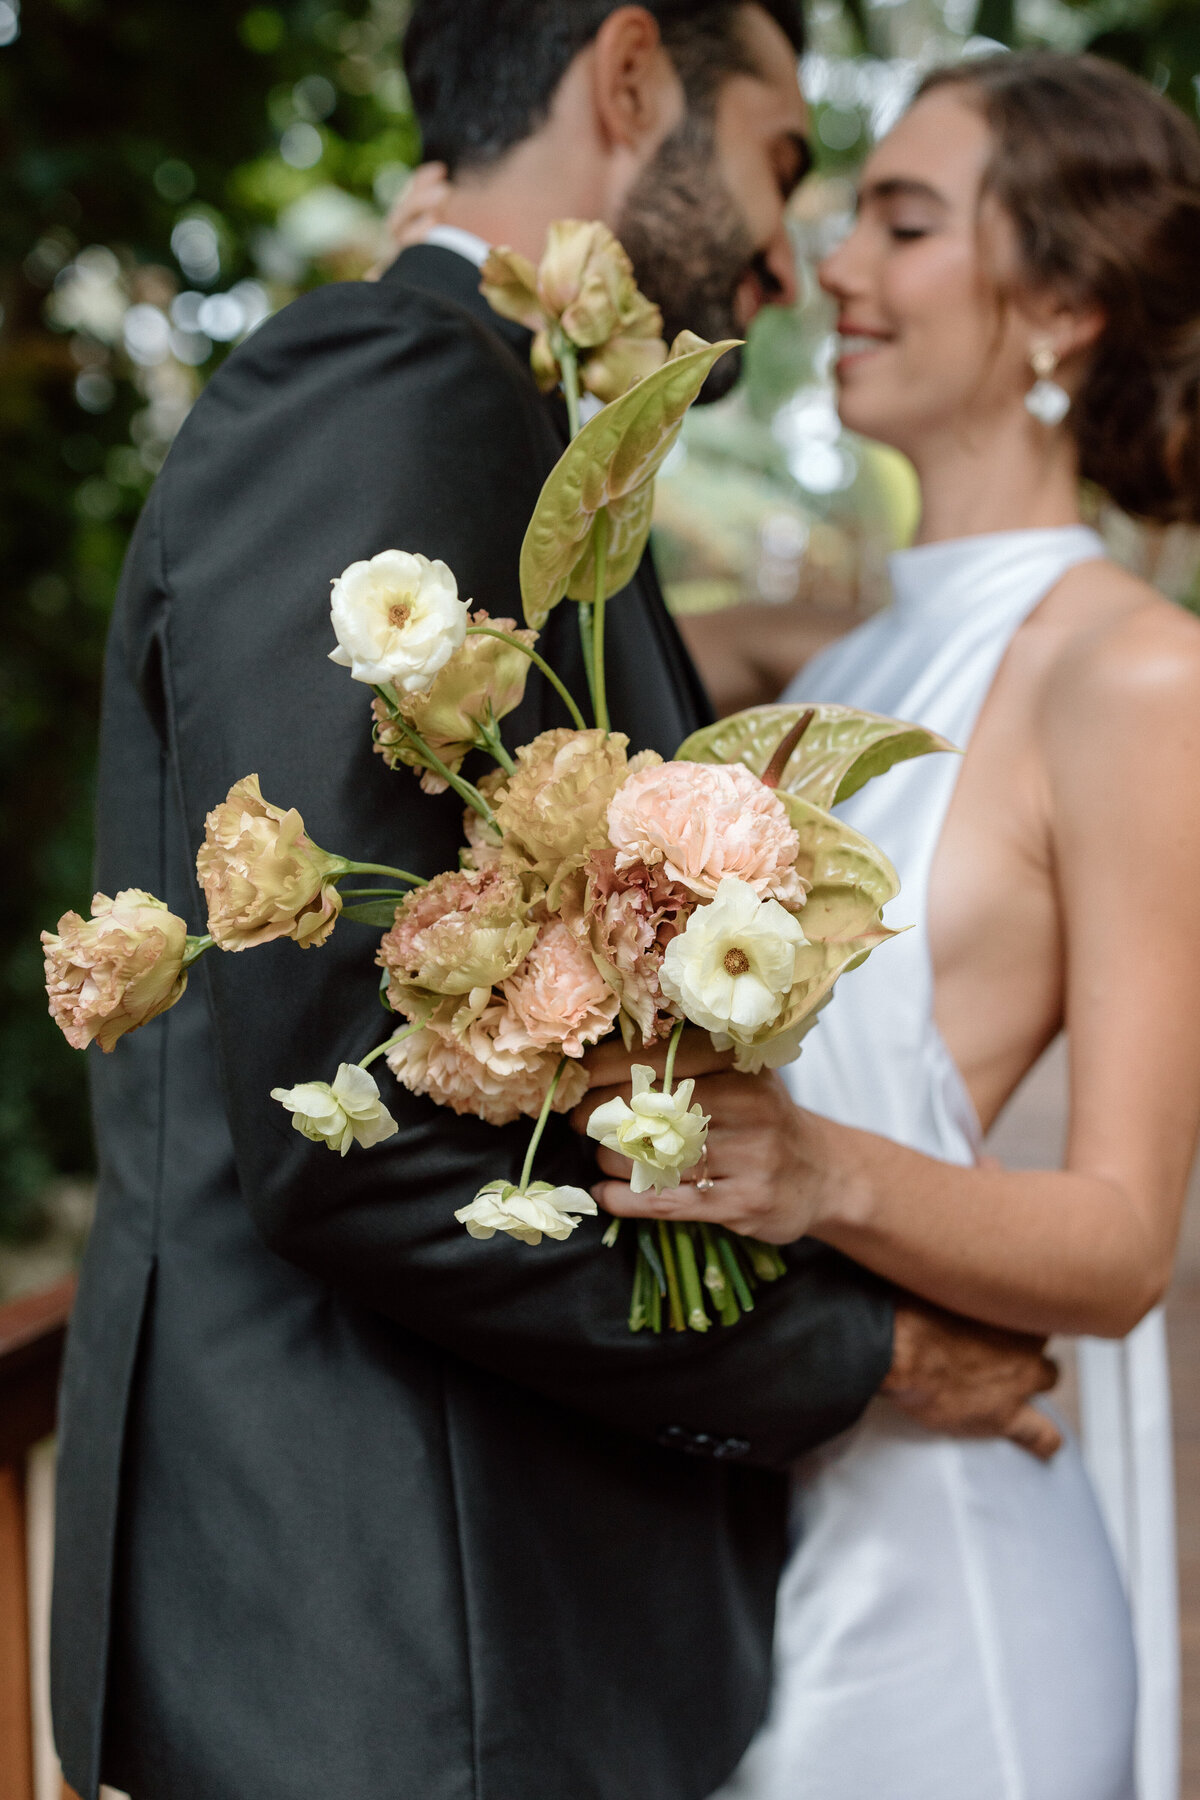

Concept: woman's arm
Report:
left=585, top=598, right=1200, bottom=1339
left=676, top=600, right=848, bottom=715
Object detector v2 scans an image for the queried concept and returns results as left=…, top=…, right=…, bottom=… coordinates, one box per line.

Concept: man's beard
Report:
left=615, top=114, right=756, bottom=403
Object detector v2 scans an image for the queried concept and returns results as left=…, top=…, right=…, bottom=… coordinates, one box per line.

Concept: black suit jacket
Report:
left=51, top=245, right=893, bottom=1800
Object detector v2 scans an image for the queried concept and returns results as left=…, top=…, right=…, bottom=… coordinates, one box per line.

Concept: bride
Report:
left=586, top=51, right=1200, bottom=1800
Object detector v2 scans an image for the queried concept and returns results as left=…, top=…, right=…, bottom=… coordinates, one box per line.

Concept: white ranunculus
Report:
left=586, top=1064, right=709, bottom=1194
left=328, top=549, right=468, bottom=692
left=271, top=1062, right=398, bottom=1156
left=659, top=876, right=807, bottom=1045
left=455, top=1179, right=598, bottom=1246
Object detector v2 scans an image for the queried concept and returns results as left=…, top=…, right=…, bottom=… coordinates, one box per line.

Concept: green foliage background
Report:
left=1, top=0, right=1196, bottom=1240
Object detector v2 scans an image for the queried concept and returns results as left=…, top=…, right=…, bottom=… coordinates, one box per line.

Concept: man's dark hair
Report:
left=404, top=1, right=806, bottom=174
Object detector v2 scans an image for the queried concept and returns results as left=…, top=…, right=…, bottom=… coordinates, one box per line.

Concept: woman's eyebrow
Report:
left=858, top=176, right=950, bottom=209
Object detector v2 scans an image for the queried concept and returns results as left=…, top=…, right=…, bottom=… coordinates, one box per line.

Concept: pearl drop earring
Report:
left=1024, top=344, right=1070, bottom=426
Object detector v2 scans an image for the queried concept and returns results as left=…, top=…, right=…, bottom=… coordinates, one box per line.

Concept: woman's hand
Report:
left=366, top=163, right=451, bottom=278
left=572, top=1062, right=831, bottom=1245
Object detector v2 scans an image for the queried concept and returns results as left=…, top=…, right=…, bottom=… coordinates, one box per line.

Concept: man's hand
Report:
left=884, top=1297, right=1062, bottom=1460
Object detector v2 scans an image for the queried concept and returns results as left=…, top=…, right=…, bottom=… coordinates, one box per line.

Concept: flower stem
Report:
left=674, top=1226, right=710, bottom=1332
left=518, top=1056, right=568, bottom=1191
left=475, top=711, right=517, bottom=776
left=358, top=1020, right=421, bottom=1071
left=337, top=888, right=412, bottom=901
left=662, top=1019, right=685, bottom=1097
left=182, top=934, right=213, bottom=968
left=657, top=1219, right=686, bottom=1331
left=341, top=860, right=428, bottom=886
left=559, top=340, right=583, bottom=440
left=591, top=510, right=609, bottom=733
left=717, top=1232, right=756, bottom=1314
left=373, top=687, right=497, bottom=827
left=577, top=602, right=596, bottom=718
left=465, top=626, right=588, bottom=731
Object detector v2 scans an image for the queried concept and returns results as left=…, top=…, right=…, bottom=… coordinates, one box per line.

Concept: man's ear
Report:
left=590, top=5, right=685, bottom=153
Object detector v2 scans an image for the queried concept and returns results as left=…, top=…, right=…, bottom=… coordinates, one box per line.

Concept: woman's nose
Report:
left=818, top=220, right=867, bottom=301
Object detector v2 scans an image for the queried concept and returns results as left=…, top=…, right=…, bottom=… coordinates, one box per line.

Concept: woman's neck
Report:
left=907, top=408, right=1085, bottom=547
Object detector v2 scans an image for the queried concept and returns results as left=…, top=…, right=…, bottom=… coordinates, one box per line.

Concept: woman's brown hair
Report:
left=916, top=53, right=1200, bottom=524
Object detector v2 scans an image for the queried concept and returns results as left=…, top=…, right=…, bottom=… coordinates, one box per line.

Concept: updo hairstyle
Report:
left=916, top=53, right=1200, bottom=524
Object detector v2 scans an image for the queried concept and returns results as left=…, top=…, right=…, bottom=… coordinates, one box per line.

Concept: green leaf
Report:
left=676, top=701, right=956, bottom=810
left=341, top=900, right=404, bottom=926
left=519, top=337, right=740, bottom=629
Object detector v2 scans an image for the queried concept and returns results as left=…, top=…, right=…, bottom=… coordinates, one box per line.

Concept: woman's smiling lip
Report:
left=834, top=323, right=892, bottom=374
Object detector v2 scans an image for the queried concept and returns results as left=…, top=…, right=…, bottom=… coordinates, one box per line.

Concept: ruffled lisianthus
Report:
left=492, top=728, right=660, bottom=895
left=481, top=221, right=666, bottom=403
left=328, top=549, right=468, bottom=692
left=386, top=1004, right=588, bottom=1127
left=42, top=889, right=189, bottom=1053
left=607, top=760, right=809, bottom=906
left=378, top=865, right=536, bottom=1013
left=498, top=921, right=620, bottom=1058
left=196, top=775, right=344, bottom=951
left=561, top=849, right=694, bottom=1045
left=371, top=611, right=537, bottom=793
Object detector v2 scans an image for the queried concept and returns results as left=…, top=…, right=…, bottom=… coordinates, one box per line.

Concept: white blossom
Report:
left=271, top=1062, right=398, bottom=1156
left=659, top=876, right=807, bottom=1043
left=586, top=1064, right=709, bottom=1194
left=455, top=1179, right=598, bottom=1246
left=329, top=549, right=468, bottom=691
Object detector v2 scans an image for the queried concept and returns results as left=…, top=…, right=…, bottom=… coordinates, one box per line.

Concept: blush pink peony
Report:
left=606, top=760, right=809, bottom=905
left=562, top=850, right=694, bottom=1045
left=499, top=921, right=619, bottom=1058
left=378, top=865, right=535, bottom=1011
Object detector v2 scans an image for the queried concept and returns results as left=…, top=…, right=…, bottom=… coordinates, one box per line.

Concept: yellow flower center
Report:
left=723, top=947, right=751, bottom=976
left=388, top=602, right=413, bottom=628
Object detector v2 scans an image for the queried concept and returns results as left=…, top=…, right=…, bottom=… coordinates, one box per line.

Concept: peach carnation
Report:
left=606, top=760, right=808, bottom=905
left=42, top=889, right=190, bottom=1053
left=386, top=1006, right=587, bottom=1127
left=492, top=728, right=660, bottom=895
left=196, top=775, right=344, bottom=951
left=499, top=922, right=619, bottom=1058
left=562, top=850, right=694, bottom=1045
left=379, top=865, right=535, bottom=1012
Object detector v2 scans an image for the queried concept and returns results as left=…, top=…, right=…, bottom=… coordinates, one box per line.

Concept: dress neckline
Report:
left=887, top=525, right=1108, bottom=621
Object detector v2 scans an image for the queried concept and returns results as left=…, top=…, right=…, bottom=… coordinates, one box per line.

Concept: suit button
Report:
left=713, top=1437, right=751, bottom=1461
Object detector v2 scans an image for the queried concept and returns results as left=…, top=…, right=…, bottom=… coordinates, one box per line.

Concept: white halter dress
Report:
left=712, top=528, right=1177, bottom=1800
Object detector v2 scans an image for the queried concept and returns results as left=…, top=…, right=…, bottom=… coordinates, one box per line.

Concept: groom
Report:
left=51, top=5, right=1058, bottom=1799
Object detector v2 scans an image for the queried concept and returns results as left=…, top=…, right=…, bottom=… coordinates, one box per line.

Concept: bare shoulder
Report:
left=1041, top=559, right=1200, bottom=743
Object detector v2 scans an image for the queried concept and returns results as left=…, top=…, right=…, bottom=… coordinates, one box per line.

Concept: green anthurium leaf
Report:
left=519, top=336, right=740, bottom=628
left=341, top=900, right=405, bottom=926
left=778, top=789, right=902, bottom=939
left=675, top=702, right=956, bottom=810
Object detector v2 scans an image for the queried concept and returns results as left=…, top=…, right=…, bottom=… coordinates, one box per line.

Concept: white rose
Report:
left=271, top=1062, right=398, bottom=1156
left=659, top=876, right=807, bottom=1044
left=455, top=1178, right=598, bottom=1246
left=328, top=549, right=468, bottom=692
left=586, top=1064, right=709, bottom=1194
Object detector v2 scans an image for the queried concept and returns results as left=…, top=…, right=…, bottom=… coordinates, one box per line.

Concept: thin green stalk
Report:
left=182, top=934, right=213, bottom=967
left=373, top=689, right=497, bottom=827
left=577, top=601, right=596, bottom=718
left=637, top=1222, right=667, bottom=1295
left=717, top=1232, right=756, bottom=1314
left=475, top=713, right=517, bottom=776
left=647, top=1254, right=662, bottom=1333
left=341, top=860, right=428, bottom=885
left=337, top=888, right=413, bottom=901
left=518, top=1057, right=568, bottom=1191
left=674, top=1225, right=710, bottom=1332
left=591, top=511, right=609, bottom=733
left=702, top=1222, right=741, bottom=1328
left=628, top=1251, right=649, bottom=1333
left=358, top=1020, right=421, bottom=1071
left=747, top=1240, right=788, bottom=1282
left=465, top=626, right=587, bottom=730
left=658, top=1219, right=686, bottom=1332
left=559, top=339, right=583, bottom=440
left=662, top=1019, right=685, bottom=1097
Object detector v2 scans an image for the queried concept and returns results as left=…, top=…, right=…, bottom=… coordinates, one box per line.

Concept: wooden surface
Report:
left=0, top=1281, right=75, bottom=1469
left=0, top=1465, right=34, bottom=1800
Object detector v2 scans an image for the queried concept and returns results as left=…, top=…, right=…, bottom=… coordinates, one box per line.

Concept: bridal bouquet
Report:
left=43, top=221, right=946, bottom=1333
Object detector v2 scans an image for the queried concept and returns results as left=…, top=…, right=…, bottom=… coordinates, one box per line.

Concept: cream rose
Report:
left=42, top=889, right=190, bottom=1053
left=196, top=775, right=345, bottom=951
left=659, top=877, right=808, bottom=1043
left=270, top=1062, right=398, bottom=1156
left=586, top=1064, right=709, bottom=1194
left=329, top=549, right=468, bottom=692
left=455, top=1178, right=598, bottom=1246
